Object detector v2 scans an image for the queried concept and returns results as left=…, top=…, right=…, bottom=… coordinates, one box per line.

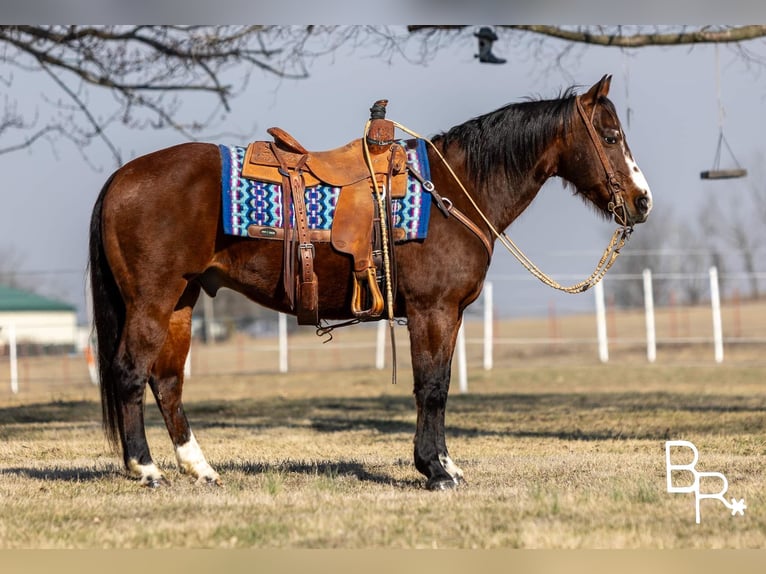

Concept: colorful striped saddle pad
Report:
left=220, top=138, right=432, bottom=241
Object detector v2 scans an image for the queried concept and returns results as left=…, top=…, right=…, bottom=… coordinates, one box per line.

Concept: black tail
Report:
left=88, top=173, right=123, bottom=450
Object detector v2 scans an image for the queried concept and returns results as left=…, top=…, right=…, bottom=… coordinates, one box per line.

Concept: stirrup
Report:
left=351, top=268, right=385, bottom=319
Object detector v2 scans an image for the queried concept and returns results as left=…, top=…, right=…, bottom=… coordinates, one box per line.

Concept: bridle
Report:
left=574, top=94, right=632, bottom=231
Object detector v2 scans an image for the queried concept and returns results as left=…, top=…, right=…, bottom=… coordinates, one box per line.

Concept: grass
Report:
left=0, top=359, right=765, bottom=549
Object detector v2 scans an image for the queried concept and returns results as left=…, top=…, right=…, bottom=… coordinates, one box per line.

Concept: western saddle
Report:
left=241, top=100, right=409, bottom=325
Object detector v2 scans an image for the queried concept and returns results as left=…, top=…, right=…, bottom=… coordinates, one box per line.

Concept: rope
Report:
left=361, top=120, right=396, bottom=319
left=390, top=120, right=632, bottom=294
left=711, top=45, right=745, bottom=172
left=362, top=120, right=399, bottom=384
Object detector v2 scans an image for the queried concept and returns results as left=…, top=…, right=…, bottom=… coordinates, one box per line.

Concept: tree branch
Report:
left=408, top=25, right=766, bottom=47
left=0, top=25, right=319, bottom=162
left=2, top=25, right=766, bottom=163
left=39, top=62, right=123, bottom=164
left=508, top=25, right=766, bottom=47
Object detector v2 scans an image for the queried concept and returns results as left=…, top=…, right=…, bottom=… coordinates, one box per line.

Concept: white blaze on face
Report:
left=175, top=432, right=221, bottom=484
left=625, top=150, right=653, bottom=214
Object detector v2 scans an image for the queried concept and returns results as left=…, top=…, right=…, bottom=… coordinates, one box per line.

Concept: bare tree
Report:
left=607, top=208, right=673, bottom=308
left=670, top=222, right=717, bottom=305
left=606, top=206, right=718, bottom=307
left=0, top=246, right=26, bottom=289
left=739, top=155, right=766, bottom=296
left=409, top=25, right=766, bottom=71
left=408, top=25, right=766, bottom=49
left=699, top=189, right=763, bottom=298
left=0, top=25, right=354, bottom=163
left=3, top=25, right=766, bottom=164
left=747, top=152, right=766, bottom=227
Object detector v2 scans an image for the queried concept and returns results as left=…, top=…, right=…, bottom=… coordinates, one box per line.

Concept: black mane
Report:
left=433, top=87, right=579, bottom=190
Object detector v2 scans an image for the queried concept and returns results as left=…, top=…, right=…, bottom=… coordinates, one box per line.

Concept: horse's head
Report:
left=559, top=74, right=652, bottom=228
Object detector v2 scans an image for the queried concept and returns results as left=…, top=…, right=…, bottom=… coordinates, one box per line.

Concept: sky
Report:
left=1, top=27, right=765, bottom=321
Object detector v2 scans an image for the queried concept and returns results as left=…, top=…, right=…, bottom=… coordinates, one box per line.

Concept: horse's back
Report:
left=101, top=142, right=224, bottom=283
left=112, top=142, right=221, bottom=188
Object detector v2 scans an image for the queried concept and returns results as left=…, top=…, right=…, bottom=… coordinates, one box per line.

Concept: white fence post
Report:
left=375, top=320, right=386, bottom=370
left=9, top=324, right=18, bottom=394
left=456, top=322, right=468, bottom=394
left=184, top=347, right=191, bottom=378
left=278, top=312, right=288, bottom=373
left=594, top=281, right=609, bottom=363
left=643, top=269, right=657, bottom=363
left=202, top=293, right=215, bottom=344
left=709, top=266, right=724, bottom=363
left=483, top=281, right=493, bottom=371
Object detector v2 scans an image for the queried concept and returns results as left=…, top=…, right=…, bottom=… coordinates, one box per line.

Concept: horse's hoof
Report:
left=196, top=475, right=223, bottom=487
left=143, top=476, right=171, bottom=488
left=426, top=476, right=459, bottom=491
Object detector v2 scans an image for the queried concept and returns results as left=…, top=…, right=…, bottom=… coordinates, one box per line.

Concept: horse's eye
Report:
left=603, top=135, right=618, bottom=145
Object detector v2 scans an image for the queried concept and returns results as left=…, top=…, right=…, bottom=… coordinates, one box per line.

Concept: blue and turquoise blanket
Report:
left=220, top=138, right=432, bottom=241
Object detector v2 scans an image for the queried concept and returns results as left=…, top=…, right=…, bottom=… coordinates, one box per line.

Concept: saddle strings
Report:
left=362, top=120, right=398, bottom=383
left=389, top=120, right=631, bottom=295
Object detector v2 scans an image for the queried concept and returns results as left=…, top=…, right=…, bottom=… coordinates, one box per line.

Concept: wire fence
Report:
left=2, top=268, right=766, bottom=396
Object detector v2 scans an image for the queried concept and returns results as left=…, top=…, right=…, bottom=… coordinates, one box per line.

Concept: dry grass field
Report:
left=0, top=304, right=765, bottom=550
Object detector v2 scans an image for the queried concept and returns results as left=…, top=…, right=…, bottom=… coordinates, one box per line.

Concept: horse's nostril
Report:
left=636, top=196, right=649, bottom=214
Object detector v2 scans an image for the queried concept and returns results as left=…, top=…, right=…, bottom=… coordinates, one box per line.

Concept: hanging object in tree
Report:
left=701, top=45, right=747, bottom=180
left=474, top=27, right=506, bottom=64
left=700, top=132, right=748, bottom=180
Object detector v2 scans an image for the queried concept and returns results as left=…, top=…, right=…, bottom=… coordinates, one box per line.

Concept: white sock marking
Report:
left=175, top=432, right=220, bottom=483
left=127, top=459, right=165, bottom=486
left=439, top=454, right=464, bottom=480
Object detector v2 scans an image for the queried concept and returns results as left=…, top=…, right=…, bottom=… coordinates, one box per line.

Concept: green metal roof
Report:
left=0, top=284, right=76, bottom=312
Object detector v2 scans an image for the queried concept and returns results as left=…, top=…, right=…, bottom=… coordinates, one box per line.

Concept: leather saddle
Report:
left=240, top=102, right=408, bottom=325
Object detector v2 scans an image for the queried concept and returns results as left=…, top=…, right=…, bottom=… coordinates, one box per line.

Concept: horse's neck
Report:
left=448, top=142, right=559, bottom=233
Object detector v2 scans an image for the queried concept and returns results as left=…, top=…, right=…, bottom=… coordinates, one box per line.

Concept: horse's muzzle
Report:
left=618, top=192, right=652, bottom=227
left=630, top=193, right=652, bottom=224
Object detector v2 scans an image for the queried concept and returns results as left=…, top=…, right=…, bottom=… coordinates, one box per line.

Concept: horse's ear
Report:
left=582, top=74, right=612, bottom=105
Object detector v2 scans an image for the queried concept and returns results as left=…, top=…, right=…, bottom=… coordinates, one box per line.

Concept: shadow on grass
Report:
left=184, top=392, right=765, bottom=441
left=218, top=459, right=423, bottom=488
left=0, top=466, right=119, bottom=482
left=1, top=391, right=764, bottom=443
left=0, top=400, right=99, bottom=425
left=0, top=460, right=423, bottom=488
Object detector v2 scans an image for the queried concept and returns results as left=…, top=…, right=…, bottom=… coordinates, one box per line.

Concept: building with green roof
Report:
left=0, top=285, right=76, bottom=312
left=0, top=284, right=78, bottom=349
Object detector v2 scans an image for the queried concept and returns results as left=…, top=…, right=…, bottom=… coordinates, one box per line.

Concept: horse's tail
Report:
left=88, top=172, right=123, bottom=450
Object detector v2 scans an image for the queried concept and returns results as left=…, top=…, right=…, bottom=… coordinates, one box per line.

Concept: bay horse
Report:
left=89, top=74, right=652, bottom=490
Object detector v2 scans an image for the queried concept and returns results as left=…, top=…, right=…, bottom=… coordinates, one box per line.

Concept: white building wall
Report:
left=0, top=311, right=78, bottom=346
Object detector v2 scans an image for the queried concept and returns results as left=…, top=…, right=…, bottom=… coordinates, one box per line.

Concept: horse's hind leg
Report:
left=148, top=283, right=221, bottom=485
left=114, top=279, right=191, bottom=487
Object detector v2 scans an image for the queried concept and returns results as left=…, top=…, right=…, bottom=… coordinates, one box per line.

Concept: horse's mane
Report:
left=432, top=87, right=580, bottom=190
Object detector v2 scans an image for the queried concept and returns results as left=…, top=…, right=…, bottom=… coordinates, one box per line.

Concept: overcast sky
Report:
left=1, top=28, right=765, bottom=320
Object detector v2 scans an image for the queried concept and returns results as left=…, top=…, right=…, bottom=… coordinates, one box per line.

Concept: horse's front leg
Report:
left=407, top=308, right=466, bottom=490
